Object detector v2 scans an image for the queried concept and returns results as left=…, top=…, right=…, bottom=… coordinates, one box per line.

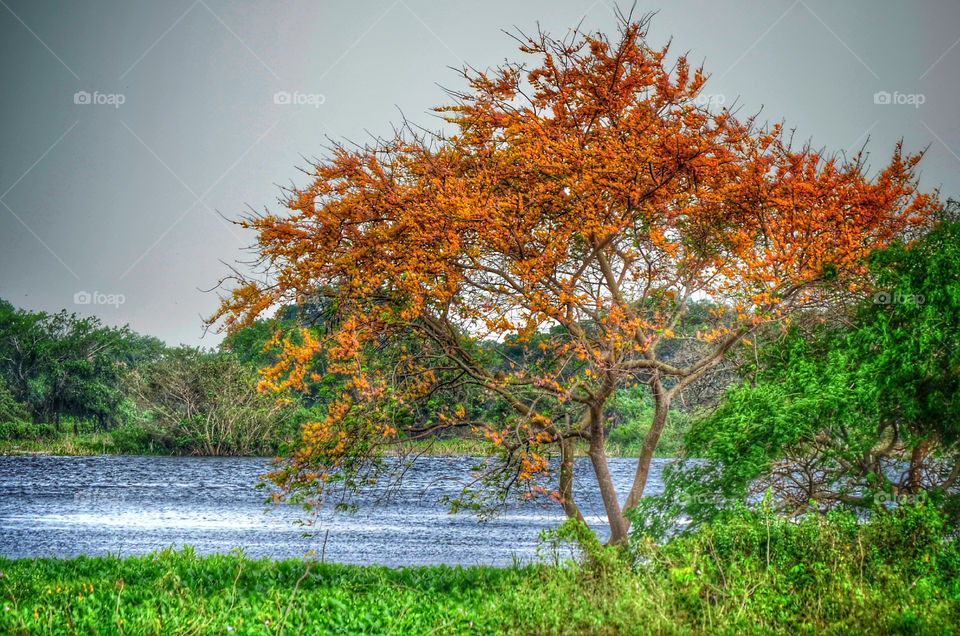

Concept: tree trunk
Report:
left=906, top=439, right=931, bottom=494
left=559, top=435, right=585, bottom=524
left=587, top=404, right=629, bottom=543
left=621, top=380, right=670, bottom=522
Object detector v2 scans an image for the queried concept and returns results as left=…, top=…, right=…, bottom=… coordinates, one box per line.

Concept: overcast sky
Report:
left=1, top=0, right=957, bottom=347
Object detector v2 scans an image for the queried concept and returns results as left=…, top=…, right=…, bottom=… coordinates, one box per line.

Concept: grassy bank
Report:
left=3, top=508, right=959, bottom=635
left=0, top=433, right=666, bottom=458
left=0, top=433, right=509, bottom=458
left=0, top=433, right=139, bottom=457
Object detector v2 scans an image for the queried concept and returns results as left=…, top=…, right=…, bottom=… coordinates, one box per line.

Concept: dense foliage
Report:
left=0, top=300, right=163, bottom=431
left=0, top=302, right=304, bottom=456
left=638, top=217, right=960, bottom=536
left=0, top=298, right=683, bottom=459
left=0, top=377, right=28, bottom=426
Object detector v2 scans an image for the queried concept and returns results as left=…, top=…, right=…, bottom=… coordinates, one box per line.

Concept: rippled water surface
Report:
left=0, top=455, right=669, bottom=566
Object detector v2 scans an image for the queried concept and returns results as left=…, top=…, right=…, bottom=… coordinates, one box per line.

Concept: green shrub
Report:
left=0, top=376, right=29, bottom=425
left=109, top=423, right=159, bottom=454
left=0, top=419, right=56, bottom=441
left=626, top=503, right=960, bottom=633
left=606, top=385, right=694, bottom=456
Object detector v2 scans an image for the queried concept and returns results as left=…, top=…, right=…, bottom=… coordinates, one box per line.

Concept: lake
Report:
left=0, top=455, right=671, bottom=566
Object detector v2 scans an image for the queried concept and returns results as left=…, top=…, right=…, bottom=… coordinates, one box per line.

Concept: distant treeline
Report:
left=0, top=301, right=305, bottom=455
left=0, top=299, right=705, bottom=456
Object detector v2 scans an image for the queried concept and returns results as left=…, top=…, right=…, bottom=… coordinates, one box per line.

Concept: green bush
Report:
left=606, top=385, right=694, bottom=456
left=60, top=416, right=99, bottom=435
left=108, top=423, right=159, bottom=454
left=0, top=376, right=29, bottom=425
left=625, top=503, right=960, bottom=633
left=0, top=418, right=56, bottom=441
left=112, top=398, right=147, bottom=428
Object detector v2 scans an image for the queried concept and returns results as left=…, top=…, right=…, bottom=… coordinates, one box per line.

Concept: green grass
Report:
left=0, top=432, right=120, bottom=456
left=0, top=433, right=673, bottom=459
left=391, top=437, right=502, bottom=456
left=0, top=418, right=159, bottom=457
left=0, top=549, right=529, bottom=635
left=1, top=411, right=687, bottom=459
left=0, top=431, right=178, bottom=457
left=4, top=507, right=960, bottom=635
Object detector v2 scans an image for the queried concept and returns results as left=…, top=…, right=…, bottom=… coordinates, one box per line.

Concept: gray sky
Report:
left=1, top=0, right=957, bottom=347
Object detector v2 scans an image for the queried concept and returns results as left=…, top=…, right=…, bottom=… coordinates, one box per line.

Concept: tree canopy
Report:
left=211, top=14, right=938, bottom=542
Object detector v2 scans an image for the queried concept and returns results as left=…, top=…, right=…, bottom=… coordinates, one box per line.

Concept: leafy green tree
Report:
left=220, top=319, right=284, bottom=370
left=641, top=219, right=960, bottom=535
left=0, top=300, right=164, bottom=430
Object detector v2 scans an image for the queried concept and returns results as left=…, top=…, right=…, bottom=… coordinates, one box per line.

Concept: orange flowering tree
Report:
left=210, top=16, right=936, bottom=543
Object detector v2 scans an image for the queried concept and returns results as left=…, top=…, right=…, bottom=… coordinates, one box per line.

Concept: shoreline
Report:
left=0, top=436, right=666, bottom=459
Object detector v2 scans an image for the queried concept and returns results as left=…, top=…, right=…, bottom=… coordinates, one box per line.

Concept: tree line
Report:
left=0, top=302, right=302, bottom=455
left=0, top=296, right=693, bottom=457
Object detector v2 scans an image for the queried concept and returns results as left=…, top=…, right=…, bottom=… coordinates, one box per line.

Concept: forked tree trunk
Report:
left=558, top=351, right=729, bottom=542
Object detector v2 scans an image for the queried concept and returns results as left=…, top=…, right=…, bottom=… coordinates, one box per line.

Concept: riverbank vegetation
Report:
left=2, top=506, right=958, bottom=635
